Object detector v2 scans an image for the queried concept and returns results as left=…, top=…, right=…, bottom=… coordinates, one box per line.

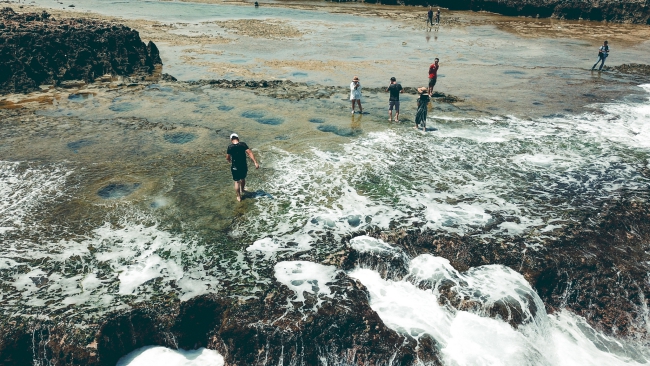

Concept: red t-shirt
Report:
left=429, top=63, right=439, bottom=78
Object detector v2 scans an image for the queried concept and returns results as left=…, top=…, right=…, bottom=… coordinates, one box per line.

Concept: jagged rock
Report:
left=161, top=73, right=177, bottom=82
left=612, top=63, right=650, bottom=79
left=1, top=277, right=442, bottom=365
left=0, top=7, right=162, bottom=94
left=373, top=192, right=650, bottom=338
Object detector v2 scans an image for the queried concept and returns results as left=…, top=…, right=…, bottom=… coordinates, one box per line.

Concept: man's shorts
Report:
left=389, top=100, right=400, bottom=111
left=429, top=77, right=437, bottom=88
left=231, top=165, right=248, bottom=181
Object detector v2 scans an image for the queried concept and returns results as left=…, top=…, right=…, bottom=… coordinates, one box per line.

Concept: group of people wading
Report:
left=350, top=58, right=440, bottom=132
left=225, top=6, right=612, bottom=202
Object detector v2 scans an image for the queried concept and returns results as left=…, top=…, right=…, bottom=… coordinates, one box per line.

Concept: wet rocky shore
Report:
left=0, top=8, right=162, bottom=94
left=363, top=0, right=650, bottom=24
left=1, top=5, right=650, bottom=366
left=1, top=187, right=648, bottom=365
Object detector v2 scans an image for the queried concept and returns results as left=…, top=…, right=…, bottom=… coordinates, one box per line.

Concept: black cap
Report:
left=390, top=77, right=396, bottom=81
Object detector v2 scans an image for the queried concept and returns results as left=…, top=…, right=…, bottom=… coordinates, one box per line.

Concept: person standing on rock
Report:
left=428, top=58, right=439, bottom=96
left=415, top=87, right=430, bottom=131
left=386, top=77, right=403, bottom=122
left=592, top=40, right=610, bottom=71
left=350, top=76, right=363, bottom=114
left=435, top=8, right=441, bottom=25
left=226, top=133, right=259, bottom=202
left=427, top=7, right=434, bottom=27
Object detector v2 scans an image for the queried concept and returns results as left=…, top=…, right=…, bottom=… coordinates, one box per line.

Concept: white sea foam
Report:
left=116, top=346, right=224, bottom=366
left=246, top=236, right=311, bottom=260
left=0, top=161, right=70, bottom=232
left=350, top=235, right=399, bottom=254
left=239, top=85, right=650, bottom=251
left=349, top=238, right=650, bottom=366
left=274, top=261, right=338, bottom=304
left=2, top=221, right=221, bottom=311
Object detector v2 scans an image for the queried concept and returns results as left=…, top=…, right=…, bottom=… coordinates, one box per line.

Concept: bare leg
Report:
left=240, top=178, right=246, bottom=195
left=395, top=110, right=400, bottom=122
left=389, top=109, right=393, bottom=121
left=351, top=100, right=355, bottom=113
left=234, top=180, right=242, bottom=201
left=356, top=99, right=362, bottom=113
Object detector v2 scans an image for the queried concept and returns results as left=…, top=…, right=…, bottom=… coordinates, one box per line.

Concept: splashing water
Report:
left=0, top=81, right=649, bottom=365
left=236, top=85, right=650, bottom=253
left=349, top=237, right=650, bottom=366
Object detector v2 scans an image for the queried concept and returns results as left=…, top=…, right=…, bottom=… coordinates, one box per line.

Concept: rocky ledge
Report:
left=354, top=191, right=650, bottom=340
left=371, top=0, right=650, bottom=24
left=0, top=7, right=162, bottom=94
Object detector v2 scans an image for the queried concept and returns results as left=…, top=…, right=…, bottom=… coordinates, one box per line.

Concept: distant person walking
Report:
left=435, top=8, right=441, bottom=24
left=428, top=58, right=439, bottom=96
left=415, top=87, right=430, bottom=131
left=350, top=76, right=363, bottom=114
left=226, top=133, right=260, bottom=202
left=592, top=40, right=609, bottom=71
left=386, top=77, right=404, bottom=122
left=427, top=7, right=434, bottom=27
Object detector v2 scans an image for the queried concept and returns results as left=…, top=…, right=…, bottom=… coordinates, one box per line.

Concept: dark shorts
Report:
left=389, top=100, right=400, bottom=111
left=429, top=77, right=437, bottom=88
left=231, top=165, right=248, bottom=181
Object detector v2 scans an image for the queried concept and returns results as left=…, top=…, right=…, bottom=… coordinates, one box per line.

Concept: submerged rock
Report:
left=163, top=132, right=196, bottom=144
left=0, top=7, right=162, bottom=94
left=97, top=183, right=141, bottom=199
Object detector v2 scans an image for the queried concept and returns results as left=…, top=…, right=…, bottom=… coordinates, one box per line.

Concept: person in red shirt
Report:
left=428, top=58, right=439, bottom=96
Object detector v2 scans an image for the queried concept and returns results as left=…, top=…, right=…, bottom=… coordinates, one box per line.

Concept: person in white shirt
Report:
left=350, top=76, right=362, bottom=114
left=592, top=40, right=610, bottom=71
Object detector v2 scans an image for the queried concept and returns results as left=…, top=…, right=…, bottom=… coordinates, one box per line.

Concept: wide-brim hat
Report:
left=352, top=76, right=359, bottom=81
left=417, top=87, right=428, bottom=94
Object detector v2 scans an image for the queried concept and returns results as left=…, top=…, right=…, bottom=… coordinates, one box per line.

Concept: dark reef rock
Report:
left=1, top=277, right=441, bottom=366
left=0, top=7, right=162, bottom=94
left=368, top=192, right=650, bottom=339
left=612, top=63, right=650, bottom=80
left=187, top=78, right=464, bottom=102
left=366, top=0, right=650, bottom=24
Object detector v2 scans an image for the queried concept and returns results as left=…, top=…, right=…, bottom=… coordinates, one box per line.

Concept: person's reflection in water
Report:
left=426, top=33, right=431, bottom=43
left=351, top=112, right=362, bottom=132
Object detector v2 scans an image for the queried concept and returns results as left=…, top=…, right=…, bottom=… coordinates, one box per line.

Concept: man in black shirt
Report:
left=386, top=77, right=403, bottom=122
left=226, top=133, right=260, bottom=201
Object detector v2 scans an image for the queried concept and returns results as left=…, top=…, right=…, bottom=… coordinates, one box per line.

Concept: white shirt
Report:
left=350, top=82, right=362, bottom=100
left=599, top=45, right=609, bottom=57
